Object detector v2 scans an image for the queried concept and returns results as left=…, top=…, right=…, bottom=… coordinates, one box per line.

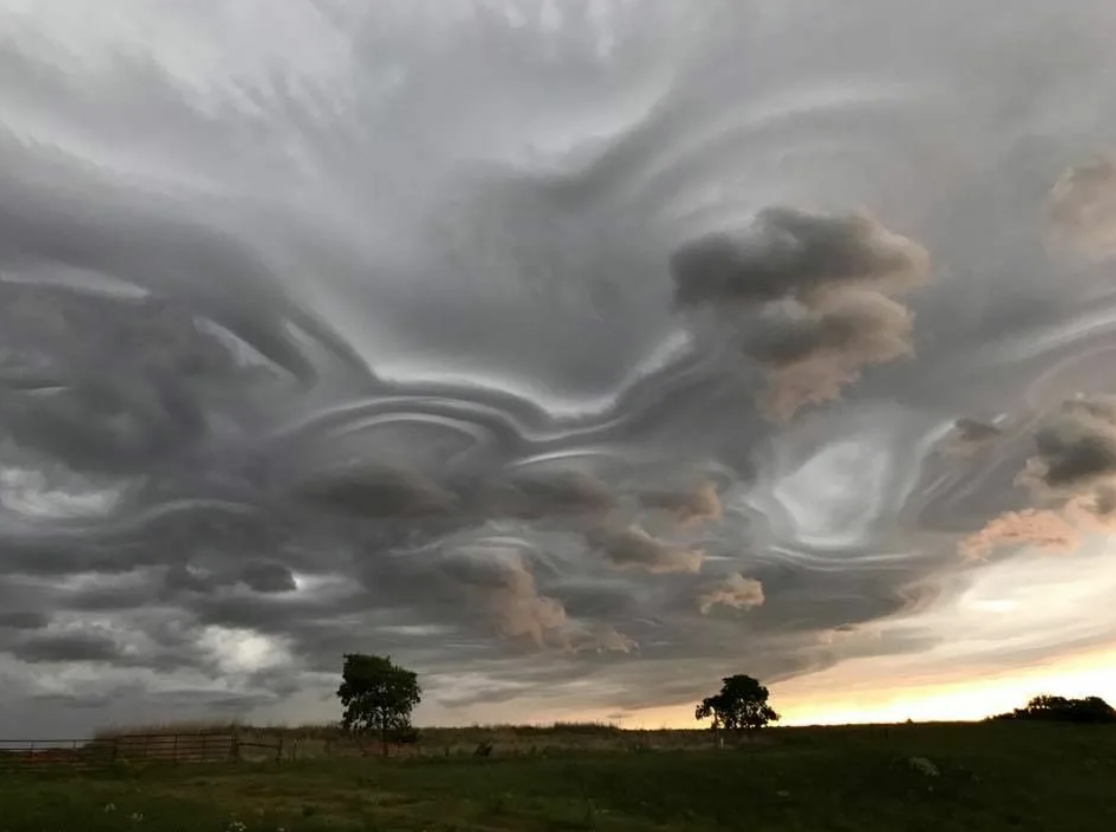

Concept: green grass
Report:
left=3, top=722, right=1116, bottom=831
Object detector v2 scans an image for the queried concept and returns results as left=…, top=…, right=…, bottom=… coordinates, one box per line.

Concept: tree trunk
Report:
left=380, top=715, right=389, bottom=758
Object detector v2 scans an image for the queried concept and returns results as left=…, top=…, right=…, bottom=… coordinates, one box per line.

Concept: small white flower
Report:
left=226, top=820, right=247, bottom=832
left=129, top=812, right=145, bottom=823
left=103, top=803, right=116, bottom=813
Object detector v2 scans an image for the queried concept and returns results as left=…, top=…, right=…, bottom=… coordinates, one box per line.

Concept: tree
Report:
left=991, top=694, right=1116, bottom=724
left=695, top=674, right=780, bottom=742
left=337, top=654, right=422, bottom=756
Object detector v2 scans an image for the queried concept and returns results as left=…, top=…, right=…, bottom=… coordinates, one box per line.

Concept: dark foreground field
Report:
left=3, top=722, right=1115, bottom=832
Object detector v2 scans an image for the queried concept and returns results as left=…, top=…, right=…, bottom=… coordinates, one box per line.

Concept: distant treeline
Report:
left=989, top=695, right=1116, bottom=724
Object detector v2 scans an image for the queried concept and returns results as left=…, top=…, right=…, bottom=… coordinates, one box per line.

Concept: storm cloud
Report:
left=4, top=0, right=1116, bottom=737
left=669, top=208, right=930, bottom=310
left=669, top=208, right=930, bottom=419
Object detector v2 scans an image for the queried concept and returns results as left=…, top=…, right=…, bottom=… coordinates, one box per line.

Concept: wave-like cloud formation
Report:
left=4, top=0, right=1116, bottom=736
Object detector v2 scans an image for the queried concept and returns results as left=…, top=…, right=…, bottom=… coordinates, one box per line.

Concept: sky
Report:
left=3, top=0, right=1116, bottom=739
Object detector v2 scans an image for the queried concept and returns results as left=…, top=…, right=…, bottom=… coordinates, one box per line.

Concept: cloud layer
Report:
left=4, top=0, right=1116, bottom=736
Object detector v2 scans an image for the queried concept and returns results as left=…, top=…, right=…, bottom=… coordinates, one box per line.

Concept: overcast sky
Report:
left=4, top=0, right=1116, bottom=739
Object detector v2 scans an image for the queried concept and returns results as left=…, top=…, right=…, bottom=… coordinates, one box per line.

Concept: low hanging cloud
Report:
left=1047, top=153, right=1116, bottom=259
left=959, top=395, right=1116, bottom=557
left=586, top=524, right=705, bottom=574
left=698, top=573, right=766, bottom=615
left=440, top=542, right=634, bottom=653
left=439, top=543, right=568, bottom=646
left=669, top=207, right=930, bottom=420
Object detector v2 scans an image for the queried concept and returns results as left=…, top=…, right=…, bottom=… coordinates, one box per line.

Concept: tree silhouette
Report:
left=992, top=694, right=1116, bottom=724
left=337, top=654, right=422, bottom=756
left=695, top=674, right=780, bottom=742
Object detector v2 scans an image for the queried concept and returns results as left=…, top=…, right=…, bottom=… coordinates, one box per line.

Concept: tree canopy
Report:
left=337, top=653, right=422, bottom=756
left=991, top=694, right=1116, bottom=724
left=695, top=674, right=780, bottom=738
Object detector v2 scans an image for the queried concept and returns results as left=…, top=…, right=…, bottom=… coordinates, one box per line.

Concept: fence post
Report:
left=173, top=733, right=179, bottom=764
left=230, top=729, right=240, bottom=763
left=275, top=737, right=284, bottom=763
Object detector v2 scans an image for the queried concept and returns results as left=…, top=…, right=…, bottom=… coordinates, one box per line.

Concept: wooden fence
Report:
left=0, top=732, right=283, bottom=770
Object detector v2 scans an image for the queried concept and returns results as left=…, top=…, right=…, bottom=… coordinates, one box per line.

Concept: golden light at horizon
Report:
left=548, top=644, right=1116, bottom=730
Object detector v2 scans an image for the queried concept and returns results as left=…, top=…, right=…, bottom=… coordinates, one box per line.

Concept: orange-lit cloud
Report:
left=958, top=508, right=1081, bottom=560
left=1048, top=153, right=1116, bottom=259
left=698, top=573, right=765, bottom=614
left=638, top=481, right=722, bottom=526
left=587, top=524, right=705, bottom=574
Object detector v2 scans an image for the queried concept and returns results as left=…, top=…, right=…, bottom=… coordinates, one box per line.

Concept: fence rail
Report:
left=0, top=732, right=283, bottom=770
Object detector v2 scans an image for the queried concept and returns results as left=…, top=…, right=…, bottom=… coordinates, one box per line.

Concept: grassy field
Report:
left=3, top=721, right=1116, bottom=832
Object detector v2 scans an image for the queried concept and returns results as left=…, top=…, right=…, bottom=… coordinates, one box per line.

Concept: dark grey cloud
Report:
left=292, top=464, right=461, bottom=519
left=3, top=0, right=1116, bottom=738
left=1026, top=396, right=1116, bottom=495
left=942, top=417, right=1005, bottom=456
left=668, top=207, right=930, bottom=419
left=0, top=612, right=50, bottom=631
left=669, top=207, right=929, bottom=310
left=7, top=632, right=123, bottom=665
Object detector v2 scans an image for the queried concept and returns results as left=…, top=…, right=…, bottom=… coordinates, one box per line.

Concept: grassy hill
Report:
left=3, top=721, right=1115, bottom=831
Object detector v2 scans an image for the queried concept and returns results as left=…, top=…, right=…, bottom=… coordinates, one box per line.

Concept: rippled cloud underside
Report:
left=4, top=0, right=1116, bottom=735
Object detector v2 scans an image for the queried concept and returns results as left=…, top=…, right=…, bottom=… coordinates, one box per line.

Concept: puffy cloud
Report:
left=670, top=208, right=930, bottom=310
left=669, top=208, right=930, bottom=420
left=958, top=509, right=1081, bottom=560
left=698, top=574, right=766, bottom=615
left=440, top=543, right=570, bottom=646
left=1020, top=396, right=1116, bottom=498
left=438, top=540, right=636, bottom=653
left=586, top=524, right=705, bottom=574
left=637, top=481, right=722, bottom=525
left=958, top=396, right=1116, bottom=557
left=746, top=290, right=916, bottom=421
left=1047, top=153, right=1116, bottom=259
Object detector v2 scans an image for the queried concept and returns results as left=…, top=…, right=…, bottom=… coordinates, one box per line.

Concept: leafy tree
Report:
left=695, top=674, right=780, bottom=741
left=337, top=653, right=422, bottom=756
left=992, top=694, right=1116, bottom=724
